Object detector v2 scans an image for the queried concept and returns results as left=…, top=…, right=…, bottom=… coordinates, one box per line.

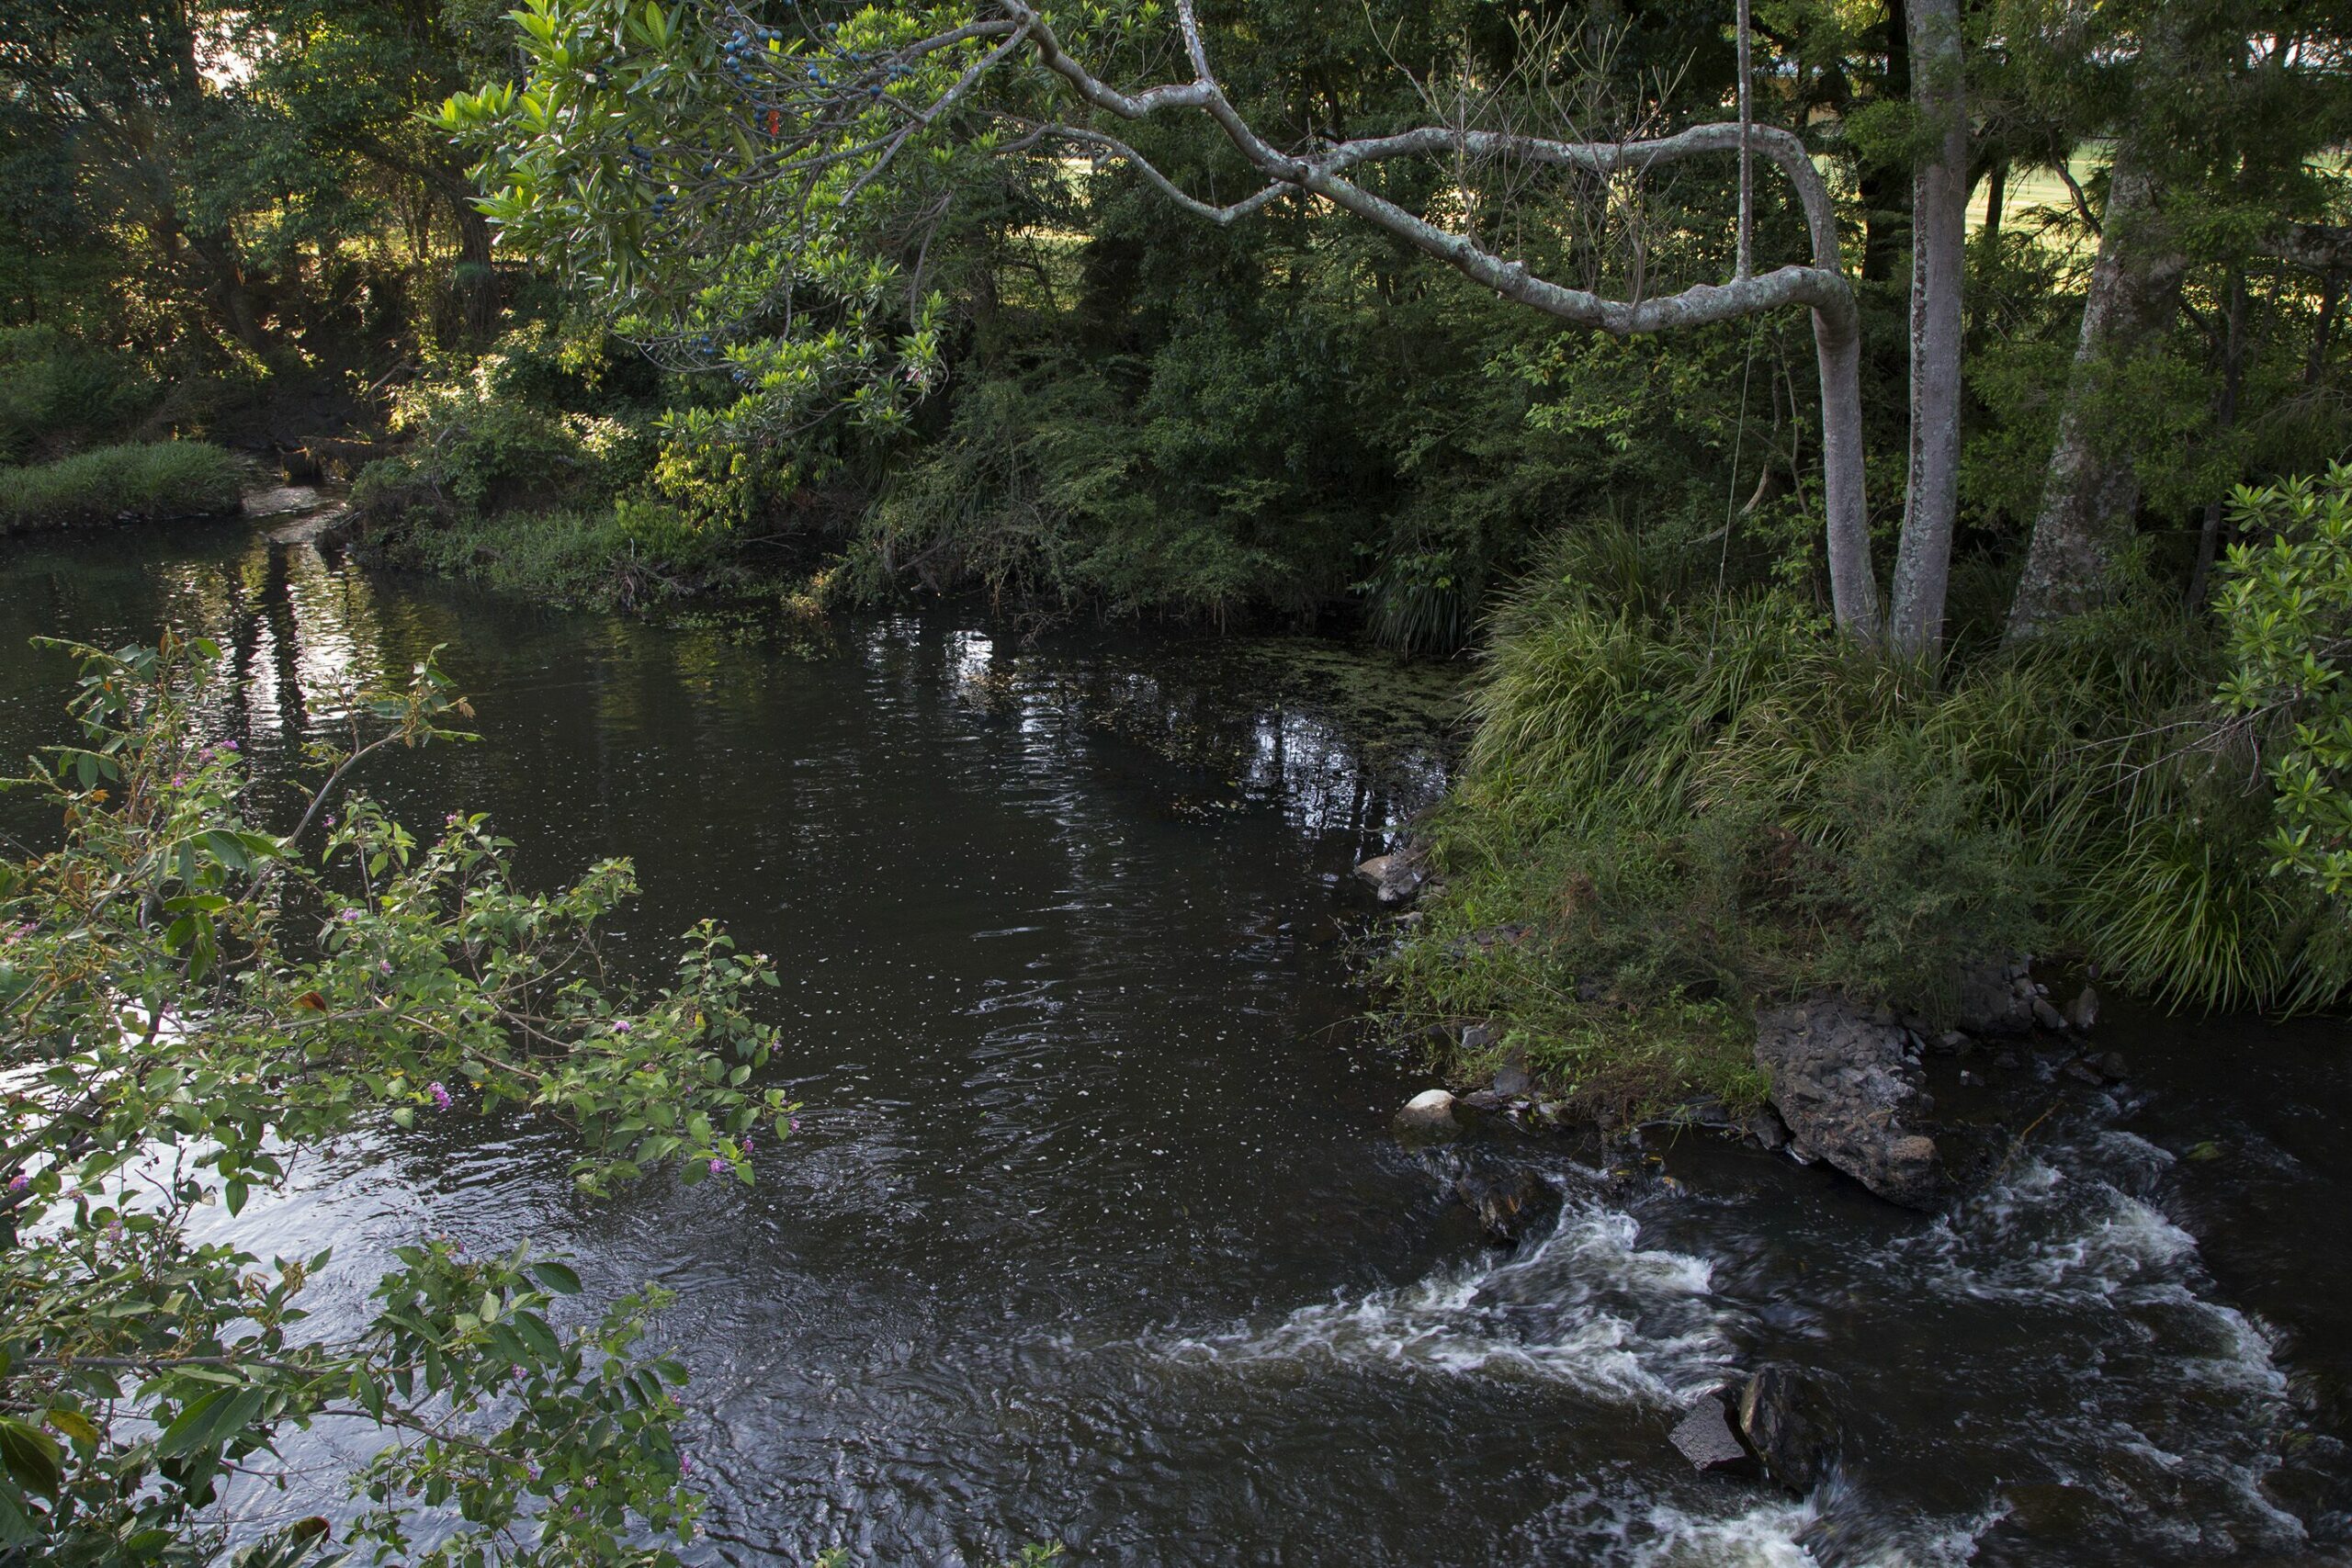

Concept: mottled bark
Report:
left=1887, top=0, right=1967, bottom=660
left=2003, top=153, right=2189, bottom=642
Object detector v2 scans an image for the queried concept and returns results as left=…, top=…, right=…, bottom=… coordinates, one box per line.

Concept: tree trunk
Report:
left=452, top=200, right=501, bottom=341
left=188, top=228, right=266, bottom=352
left=1887, top=0, right=1967, bottom=660
left=1858, top=0, right=1913, bottom=286
left=1983, top=161, right=2007, bottom=244
left=2310, top=270, right=2341, bottom=386
left=2002, top=152, right=2189, bottom=642
left=2187, top=268, right=2249, bottom=608
left=1815, top=301, right=1882, bottom=639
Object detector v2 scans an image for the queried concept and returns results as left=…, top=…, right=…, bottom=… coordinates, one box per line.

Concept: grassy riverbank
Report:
left=0, top=441, right=243, bottom=533
left=1377, top=513, right=2352, bottom=1115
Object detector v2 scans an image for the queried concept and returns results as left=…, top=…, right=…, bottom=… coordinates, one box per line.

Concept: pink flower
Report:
left=707, top=1156, right=728, bottom=1175
left=428, top=1081, right=453, bottom=1110
left=220, top=739, right=238, bottom=753
left=379, top=959, right=393, bottom=975
left=6, top=1172, right=27, bottom=1191
left=611, top=1019, right=632, bottom=1034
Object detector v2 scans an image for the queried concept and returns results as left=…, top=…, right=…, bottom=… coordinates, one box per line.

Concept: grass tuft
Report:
left=0, top=442, right=242, bottom=533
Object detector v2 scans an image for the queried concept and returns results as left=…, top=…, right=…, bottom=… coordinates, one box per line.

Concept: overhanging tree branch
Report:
left=999, top=0, right=1879, bottom=636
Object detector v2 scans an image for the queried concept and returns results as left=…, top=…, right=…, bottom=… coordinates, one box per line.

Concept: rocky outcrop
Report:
left=1755, top=999, right=1943, bottom=1209
left=1452, top=1168, right=1558, bottom=1247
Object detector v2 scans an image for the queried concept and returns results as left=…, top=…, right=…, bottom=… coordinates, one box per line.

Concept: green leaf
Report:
left=156, top=1384, right=266, bottom=1459
left=42, top=1408, right=98, bottom=1446
left=0, top=1417, right=62, bottom=1497
left=529, top=1261, right=583, bottom=1295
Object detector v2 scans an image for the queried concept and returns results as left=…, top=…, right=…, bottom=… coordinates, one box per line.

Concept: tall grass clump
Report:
left=383, top=499, right=730, bottom=611
left=1385, top=507, right=2352, bottom=1112
left=0, top=441, right=242, bottom=533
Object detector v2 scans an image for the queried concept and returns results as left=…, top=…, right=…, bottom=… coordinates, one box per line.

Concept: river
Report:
left=2, top=519, right=2346, bottom=1566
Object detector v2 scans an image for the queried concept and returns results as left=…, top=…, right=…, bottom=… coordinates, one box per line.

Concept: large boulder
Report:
left=1755, top=999, right=1944, bottom=1209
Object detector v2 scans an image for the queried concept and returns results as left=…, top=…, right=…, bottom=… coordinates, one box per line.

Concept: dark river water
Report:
left=4, top=520, right=2350, bottom=1567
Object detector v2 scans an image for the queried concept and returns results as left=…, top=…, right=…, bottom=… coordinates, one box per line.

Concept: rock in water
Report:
left=1754, top=999, right=1944, bottom=1208
left=1453, top=1168, right=1556, bottom=1247
left=2065, top=985, right=2100, bottom=1031
left=1669, top=1395, right=1755, bottom=1475
left=1393, top=1089, right=1459, bottom=1138
left=1353, top=847, right=1429, bottom=905
left=1954, top=956, right=2037, bottom=1034
left=1737, top=1366, right=1834, bottom=1494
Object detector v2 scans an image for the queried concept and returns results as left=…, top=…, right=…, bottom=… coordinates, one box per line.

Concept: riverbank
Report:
left=0, top=440, right=243, bottom=533
left=1365, top=513, right=2352, bottom=1153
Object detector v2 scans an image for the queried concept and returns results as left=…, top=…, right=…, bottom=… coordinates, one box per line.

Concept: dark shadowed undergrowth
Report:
left=1380, top=521, right=2352, bottom=1115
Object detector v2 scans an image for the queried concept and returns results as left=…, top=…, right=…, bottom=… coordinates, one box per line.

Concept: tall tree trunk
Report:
left=2002, top=151, right=2189, bottom=642
left=1858, top=0, right=1914, bottom=286
left=1887, top=0, right=1967, bottom=660
left=1815, top=301, right=1881, bottom=638
left=2310, top=270, right=2342, bottom=386
left=2187, top=268, right=2250, bottom=608
left=187, top=227, right=266, bottom=352
left=1982, top=160, right=2007, bottom=243
left=452, top=200, right=501, bottom=341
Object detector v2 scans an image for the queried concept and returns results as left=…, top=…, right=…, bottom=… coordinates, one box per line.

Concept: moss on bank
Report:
left=1378, top=525, right=2347, bottom=1117
left=0, top=442, right=243, bottom=533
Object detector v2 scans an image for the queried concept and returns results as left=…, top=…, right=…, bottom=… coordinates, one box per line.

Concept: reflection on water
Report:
left=2, top=522, right=2349, bottom=1567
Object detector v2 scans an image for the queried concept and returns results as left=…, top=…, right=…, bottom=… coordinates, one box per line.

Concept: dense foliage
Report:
left=1387, top=480, right=2352, bottom=1113
left=0, top=636, right=795, bottom=1563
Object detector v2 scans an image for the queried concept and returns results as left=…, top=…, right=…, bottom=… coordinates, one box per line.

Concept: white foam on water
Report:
left=1899, top=1155, right=2202, bottom=1305
left=1149, top=1192, right=1732, bottom=1405
left=1537, top=1472, right=1998, bottom=1568
left=1622, top=1497, right=1819, bottom=1568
